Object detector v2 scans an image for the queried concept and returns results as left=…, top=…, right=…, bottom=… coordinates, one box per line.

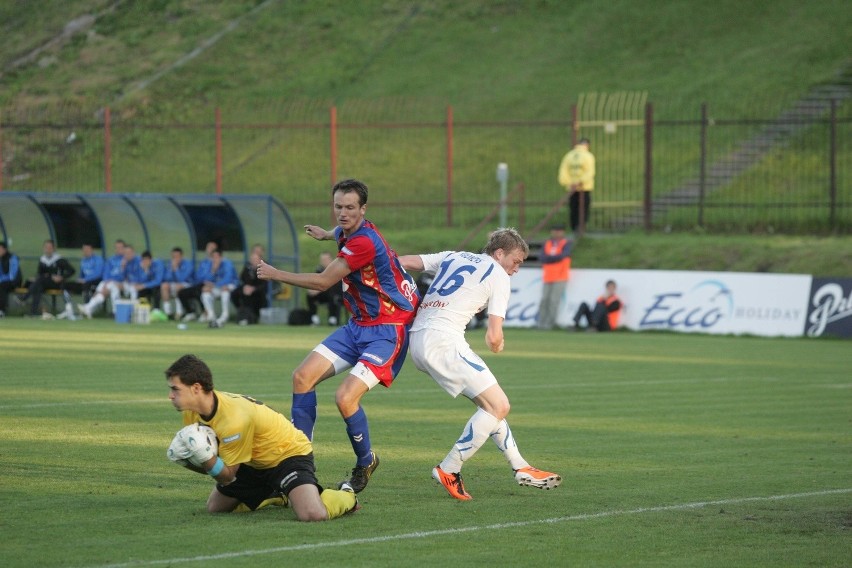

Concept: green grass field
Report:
left=1, top=319, right=849, bottom=567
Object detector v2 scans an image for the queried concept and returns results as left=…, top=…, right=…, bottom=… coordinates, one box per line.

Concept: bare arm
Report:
left=304, top=225, right=334, bottom=241
left=182, top=463, right=208, bottom=475
left=398, top=254, right=424, bottom=271
left=256, top=258, right=350, bottom=292
left=485, top=314, right=505, bottom=353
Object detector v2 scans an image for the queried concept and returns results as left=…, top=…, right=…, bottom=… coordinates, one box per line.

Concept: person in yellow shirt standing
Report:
left=165, top=354, right=359, bottom=521
left=558, top=137, right=595, bottom=233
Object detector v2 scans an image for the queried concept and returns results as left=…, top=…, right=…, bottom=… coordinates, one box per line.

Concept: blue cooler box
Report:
left=114, top=300, right=135, bottom=324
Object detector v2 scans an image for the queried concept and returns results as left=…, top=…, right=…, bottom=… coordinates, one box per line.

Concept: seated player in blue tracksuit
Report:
left=201, top=249, right=238, bottom=328
left=160, top=247, right=195, bottom=320
left=126, top=250, right=165, bottom=306
left=77, top=239, right=127, bottom=317
left=177, top=241, right=217, bottom=323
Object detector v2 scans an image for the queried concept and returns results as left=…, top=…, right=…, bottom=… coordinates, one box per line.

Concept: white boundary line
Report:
left=90, top=488, right=851, bottom=568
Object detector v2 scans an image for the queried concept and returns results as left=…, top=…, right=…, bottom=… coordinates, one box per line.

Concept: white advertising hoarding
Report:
left=505, top=268, right=812, bottom=337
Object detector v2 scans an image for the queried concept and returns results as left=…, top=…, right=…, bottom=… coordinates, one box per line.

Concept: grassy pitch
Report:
left=1, top=319, right=849, bottom=567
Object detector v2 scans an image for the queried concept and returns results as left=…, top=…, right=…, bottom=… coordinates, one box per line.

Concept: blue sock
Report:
left=344, top=407, right=373, bottom=466
left=291, top=391, right=317, bottom=440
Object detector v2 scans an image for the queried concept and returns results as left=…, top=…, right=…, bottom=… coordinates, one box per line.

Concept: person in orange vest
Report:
left=537, top=225, right=572, bottom=330
left=573, top=279, right=622, bottom=331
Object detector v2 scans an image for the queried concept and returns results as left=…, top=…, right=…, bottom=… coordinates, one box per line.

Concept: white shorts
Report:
left=409, top=329, right=497, bottom=399
left=164, top=282, right=189, bottom=294
left=95, top=280, right=119, bottom=294
left=204, top=286, right=234, bottom=298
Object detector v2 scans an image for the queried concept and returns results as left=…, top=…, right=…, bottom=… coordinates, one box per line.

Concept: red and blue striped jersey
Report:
left=335, top=220, right=420, bottom=325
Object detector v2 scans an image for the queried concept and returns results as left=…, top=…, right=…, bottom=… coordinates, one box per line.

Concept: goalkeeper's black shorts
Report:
left=217, top=453, right=318, bottom=510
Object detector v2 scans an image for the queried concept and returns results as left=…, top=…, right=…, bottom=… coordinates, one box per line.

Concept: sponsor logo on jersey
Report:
left=400, top=279, right=418, bottom=303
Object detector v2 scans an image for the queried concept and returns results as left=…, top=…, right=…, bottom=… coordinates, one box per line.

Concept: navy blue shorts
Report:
left=320, top=320, right=410, bottom=387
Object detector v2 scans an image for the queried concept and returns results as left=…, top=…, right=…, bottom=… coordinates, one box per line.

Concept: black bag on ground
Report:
left=288, top=308, right=312, bottom=326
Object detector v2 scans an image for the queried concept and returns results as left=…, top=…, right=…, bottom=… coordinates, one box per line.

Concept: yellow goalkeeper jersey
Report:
left=182, top=390, right=312, bottom=470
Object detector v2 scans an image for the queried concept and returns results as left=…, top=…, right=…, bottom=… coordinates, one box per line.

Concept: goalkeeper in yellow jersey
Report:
left=165, top=354, right=359, bottom=521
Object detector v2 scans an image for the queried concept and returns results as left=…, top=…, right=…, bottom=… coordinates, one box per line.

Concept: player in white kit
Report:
left=399, top=228, right=561, bottom=500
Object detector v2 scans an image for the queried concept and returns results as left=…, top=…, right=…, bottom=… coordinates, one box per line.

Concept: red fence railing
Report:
left=0, top=99, right=849, bottom=234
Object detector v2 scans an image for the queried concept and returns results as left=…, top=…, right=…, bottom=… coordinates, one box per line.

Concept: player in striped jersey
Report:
left=258, top=179, right=420, bottom=493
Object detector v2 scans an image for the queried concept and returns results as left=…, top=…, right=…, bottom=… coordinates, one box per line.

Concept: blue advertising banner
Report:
left=804, top=278, right=852, bottom=338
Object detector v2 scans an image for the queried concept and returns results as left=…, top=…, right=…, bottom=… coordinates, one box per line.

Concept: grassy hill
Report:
left=3, top=0, right=850, bottom=115
left=2, top=1, right=851, bottom=274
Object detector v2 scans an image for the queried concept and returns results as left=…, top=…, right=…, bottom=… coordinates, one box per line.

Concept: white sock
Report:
left=217, top=291, right=231, bottom=322
left=201, top=292, right=215, bottom=319
left=108, top=285, right=121, bottom=310
left=490, top=419, right=529, bottom=471
left=87, top=294, right=105, bottom=312
left=439, top=408, right=499, bottom=474
left=163, top=301, right=173, bottom=316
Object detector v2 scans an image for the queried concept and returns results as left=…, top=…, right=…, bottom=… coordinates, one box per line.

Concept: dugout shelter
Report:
left=0, top=192, right=300, bottom=312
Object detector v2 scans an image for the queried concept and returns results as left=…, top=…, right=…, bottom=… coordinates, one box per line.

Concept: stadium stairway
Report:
left=620, top=66, right=852, bottom=228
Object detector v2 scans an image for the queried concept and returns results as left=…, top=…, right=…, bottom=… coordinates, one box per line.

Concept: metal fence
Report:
left=1, top=95, right=849, bottom=235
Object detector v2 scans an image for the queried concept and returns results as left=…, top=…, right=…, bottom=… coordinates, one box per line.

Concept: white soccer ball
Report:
left=184, top=423, right=218, bottom=466
left=167, top=423, right=218, bottom=467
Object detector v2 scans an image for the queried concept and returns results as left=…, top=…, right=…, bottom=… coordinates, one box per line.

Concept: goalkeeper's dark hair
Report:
left=165, top=354, right=214, bottom=392
left=332, top=178, right=368, bottom=206
left=483, top=227, right=529, bottom=258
